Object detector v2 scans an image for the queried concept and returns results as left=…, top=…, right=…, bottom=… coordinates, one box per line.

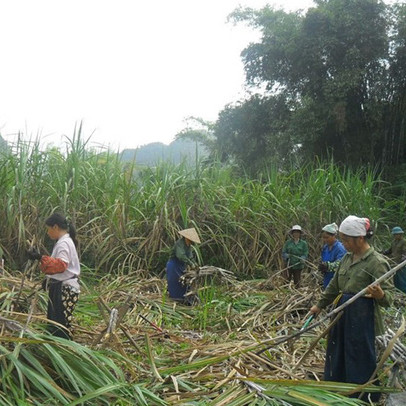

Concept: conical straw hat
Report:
left=178, top=228, right=201, bottom=244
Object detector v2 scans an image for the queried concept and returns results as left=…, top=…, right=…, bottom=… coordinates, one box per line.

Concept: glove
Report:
left=27, top=248, right=42, bottom=261
left=318, top=262, right=328, bottom=274
left=300, top=255, right=306, bottom=264
left=382, top=249, right=391, bottom=256
left=282, top=253, right=290, bottom=261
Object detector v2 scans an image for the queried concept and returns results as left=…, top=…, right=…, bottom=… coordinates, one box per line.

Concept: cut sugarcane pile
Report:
left=0, top=267, right=404, bottom=404
left=183, top=265, right=238, bottom=285
left=377, top=328, right=406, bottom=365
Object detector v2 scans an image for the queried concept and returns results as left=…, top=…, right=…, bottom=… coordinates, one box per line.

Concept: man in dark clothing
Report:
left=383, top=226, right=406, bottom=293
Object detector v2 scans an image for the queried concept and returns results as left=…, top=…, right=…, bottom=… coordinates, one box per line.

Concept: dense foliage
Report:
left=0, top=135, right=402, bottom=277
left=205, top=0, right=406, bottom=173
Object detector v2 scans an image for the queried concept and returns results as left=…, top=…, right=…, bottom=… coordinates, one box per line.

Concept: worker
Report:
left=166, top=228, right=201, bottom=304
left=27, top=213, right=80, bottom=339
left=383, top=226, right=406, bottom=293
left=310, top=215, right=393, bottom=401
left=282, top=225, right=308, bottom=288
left=319, top=223, right=346, bottom=289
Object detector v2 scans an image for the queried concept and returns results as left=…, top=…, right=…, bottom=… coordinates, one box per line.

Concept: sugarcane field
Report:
left=0, top=133, right=405, bottom=406
left=3, top=1, right=406, bottom=404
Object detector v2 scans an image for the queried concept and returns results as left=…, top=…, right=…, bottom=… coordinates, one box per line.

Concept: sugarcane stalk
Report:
left=292, top=312, right=343, bottom=371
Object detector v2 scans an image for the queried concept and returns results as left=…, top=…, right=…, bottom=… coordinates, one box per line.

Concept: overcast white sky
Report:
left=0, top=0, right=314, bottom=151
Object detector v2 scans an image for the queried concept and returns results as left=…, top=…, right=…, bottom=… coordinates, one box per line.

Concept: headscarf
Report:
left=322, top=222, right=338, bottom=235
left=339, top=215, right=370, bottom=237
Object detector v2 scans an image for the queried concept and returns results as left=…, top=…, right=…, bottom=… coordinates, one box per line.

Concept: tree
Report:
left=175, top=116, right=216, bottom=155
left=214, top=94, right=292, bottom=172
left=382, top=2, right=406, bottom=167
left=219, top=0, right=406, bottom=169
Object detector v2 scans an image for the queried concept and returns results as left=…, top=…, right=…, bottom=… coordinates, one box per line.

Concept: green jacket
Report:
left=317, top=247, right=393, bottom=336
left=282, top=239, right=308, bottom=270
left=171, top=238, right=195, bottom=266
left=387, top=238, right=406, bottom=263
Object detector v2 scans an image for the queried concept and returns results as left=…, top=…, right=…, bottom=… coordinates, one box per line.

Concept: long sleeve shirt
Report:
left=386, top=238, right=406, bottom=264
left=317, top=247, right=393, bottom=336
left=282, top=239, right=308, bottom=270
left=171, top=238, right=195, bottom=266
left=321, top=240, right=347, bottom=272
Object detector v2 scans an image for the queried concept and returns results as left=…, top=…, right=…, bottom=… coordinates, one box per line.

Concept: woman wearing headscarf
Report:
left=383, top=226, right=406, bottom=293
left=319, top=223, right=346, bottom=289
left=166, top=228, right=201, bottom=303
left=310, top=215, right=393, bottom=401
left=282, top=225, right=308, bottom=288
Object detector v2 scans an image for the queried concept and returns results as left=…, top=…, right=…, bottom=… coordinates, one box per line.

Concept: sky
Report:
left=0, top=0, right=314, bottom=151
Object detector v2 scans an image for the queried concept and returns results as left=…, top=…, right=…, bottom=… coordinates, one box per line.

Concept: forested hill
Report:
left=0, top=135, right=8, bottom=152
left=120, top=138, right=208, bottom=165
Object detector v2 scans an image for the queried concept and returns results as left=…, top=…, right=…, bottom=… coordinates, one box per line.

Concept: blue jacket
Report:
left=321, top=240, right=346, bottom=289
left=321, top=240, right=346, bottom=264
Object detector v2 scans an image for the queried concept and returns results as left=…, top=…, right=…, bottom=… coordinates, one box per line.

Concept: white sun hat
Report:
left=291, top=225, right=302, bottom=232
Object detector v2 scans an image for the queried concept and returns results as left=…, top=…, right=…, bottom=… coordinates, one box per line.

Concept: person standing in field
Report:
left=318, top=222, right=346, bottom=289
left=166, top=228, right=200, bottom=304
left=310, top=215, right=393, bottom=402
left=383, top=226, right=406, bottom=293
left=27, top=213, right=80, bottom=339
left=282, top=225, right=308, bottom=288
